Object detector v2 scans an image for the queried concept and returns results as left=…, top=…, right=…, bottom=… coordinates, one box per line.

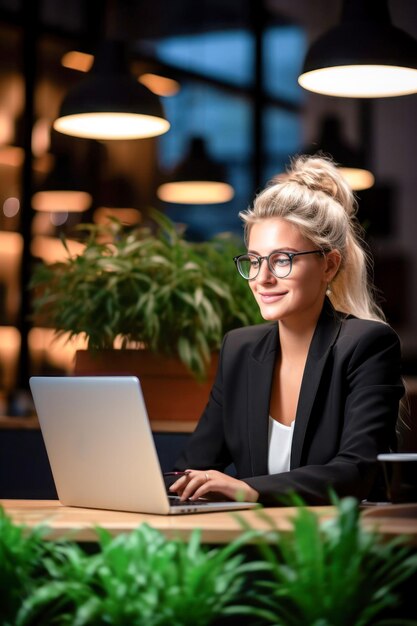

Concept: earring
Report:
left=326, top=284, right=332, bottom=296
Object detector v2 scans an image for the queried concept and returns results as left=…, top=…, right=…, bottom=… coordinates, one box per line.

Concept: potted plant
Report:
left=30, top=209, right=262, bottom=422
left=2, top=499, right=417, bottom=626
left=2, top=512, right=259, bottom=626
left=235, top=496, right=417, bottom=625
left=0, top=508, right=51, bottom=626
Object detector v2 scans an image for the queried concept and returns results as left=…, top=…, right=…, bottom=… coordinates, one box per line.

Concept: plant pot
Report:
left=73, top=349, right=218, bottom=424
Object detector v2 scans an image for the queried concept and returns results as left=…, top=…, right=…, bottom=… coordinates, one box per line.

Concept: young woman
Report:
left=170, top=155, right=404, bottom=506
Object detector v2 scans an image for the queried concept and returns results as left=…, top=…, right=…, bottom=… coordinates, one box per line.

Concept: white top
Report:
left=268, top=416, right=295, bottom=475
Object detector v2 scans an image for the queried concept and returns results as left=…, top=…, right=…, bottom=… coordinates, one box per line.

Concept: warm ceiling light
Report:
left=299, top=66, right=417, bottom=98
left=31, top=118, right=51, bottom=157
left=0, top=113, right=13, bottom=144
left=54, top=41, right=170, bottom=140
left=338, top=167, right=375, bottom=191
left=299, top=0, right=417, bottom=98
left=157, top=137, right=234, bottom=205
left=0, top=325, right=21, bottom=389
left=0, top=326, right=21, bottom=353
left=32, top=190, right=91, bottom=212
left=55, top=113, right=169, bottom=140
left=138, top=73, right=180, bottom=97
left=32, top=154, right=92, bottom=212
left=157, top=181, right=234, bottom=204
left=0, top=231, right=23, bottom=257
left=31, top=235, right=85, bottom=263
left=304, top=116, right=375, bottom=192
left=61, top=50, right=94, bottom=72
left=0, top=145, right=24, bottom=167
left=0, top=146, right=52, bottom=173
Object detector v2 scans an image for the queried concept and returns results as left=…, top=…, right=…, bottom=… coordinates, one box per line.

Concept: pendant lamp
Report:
left=298, top=0, right=417, bottom=98
left=306, top=116, right=374, bottom=191
left=32, top=153, right=92, bottom=213
left=94, top=175, right=141, bottom=225
left=54, top=40, right=170, bottom=140
left=157, top=137, right=234, bottom=205
left=61, top=50, right=180, bottom=98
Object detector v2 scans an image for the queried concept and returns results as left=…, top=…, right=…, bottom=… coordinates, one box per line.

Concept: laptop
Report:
left=29, top=376, right=258, bottom=515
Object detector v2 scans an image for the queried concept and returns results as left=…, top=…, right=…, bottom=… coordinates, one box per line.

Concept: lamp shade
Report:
left=299, top=0, right=417, bottom=97
left=305, top=116, right=375, bottom=191
left=94, top=174, right=141, bottom=225
left=157, top=137, right=234, bottom=204
left=32, top=153, right=92, bottom=212
left=54, top=41, right=170, bottom=140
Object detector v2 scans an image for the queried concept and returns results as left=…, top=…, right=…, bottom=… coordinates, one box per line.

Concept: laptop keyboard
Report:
left=168, top=495, right=214, bottom=507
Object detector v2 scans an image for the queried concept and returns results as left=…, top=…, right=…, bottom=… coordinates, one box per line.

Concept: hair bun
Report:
left=285, top=154, right=356, bottom=217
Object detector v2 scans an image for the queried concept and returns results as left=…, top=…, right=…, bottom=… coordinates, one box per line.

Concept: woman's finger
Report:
left=179, top=474, right=207, bottom=500
left=169, top=474, right=189, bottom=493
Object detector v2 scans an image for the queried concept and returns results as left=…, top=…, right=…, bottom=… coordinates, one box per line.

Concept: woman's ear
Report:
left=323, top=249, right=342, bottom=283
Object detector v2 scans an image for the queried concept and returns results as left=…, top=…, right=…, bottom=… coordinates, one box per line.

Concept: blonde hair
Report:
left=239, top=154, right=385, bottom=322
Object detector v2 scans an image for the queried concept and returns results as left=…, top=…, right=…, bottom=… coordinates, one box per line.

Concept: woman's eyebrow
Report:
left=247, top=247, right=299, bottom=254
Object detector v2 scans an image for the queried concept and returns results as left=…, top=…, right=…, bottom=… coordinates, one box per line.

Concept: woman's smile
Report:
left=259, top=291, right=288, bottom=304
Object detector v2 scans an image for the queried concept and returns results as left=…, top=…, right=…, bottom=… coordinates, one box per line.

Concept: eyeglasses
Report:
left=233, top=249, right=324, bottom=280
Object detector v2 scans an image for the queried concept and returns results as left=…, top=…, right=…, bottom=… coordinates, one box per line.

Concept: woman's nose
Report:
left=256, top=258, right=275, bottom=282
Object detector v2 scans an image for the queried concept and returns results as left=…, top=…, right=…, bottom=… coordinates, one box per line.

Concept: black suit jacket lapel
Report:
left=290, top=299, right=344, bottom=469
left=247, top=323, right=278, bottom=476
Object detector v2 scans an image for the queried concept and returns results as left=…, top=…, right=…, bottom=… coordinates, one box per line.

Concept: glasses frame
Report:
left=233, top=249, right=324, bottom=280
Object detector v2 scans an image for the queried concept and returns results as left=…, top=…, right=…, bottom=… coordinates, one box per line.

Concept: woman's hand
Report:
left=169, top=469, right=259, bottom=503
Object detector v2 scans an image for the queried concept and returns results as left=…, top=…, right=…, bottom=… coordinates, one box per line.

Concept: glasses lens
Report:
left=238, top=254, right=259, bottom=279
left=269, top=252, right=291, bottom=277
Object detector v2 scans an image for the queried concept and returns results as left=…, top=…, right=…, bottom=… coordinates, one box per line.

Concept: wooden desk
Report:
left=0, top=499, right=330, bottom=542
left=1, top=500, right=416, bottom=544
left=0, top=416, right=196, bottom=433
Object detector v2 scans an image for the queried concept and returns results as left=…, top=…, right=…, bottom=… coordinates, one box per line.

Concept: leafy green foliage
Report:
left=3, top=499, right=416, bottom=626
left=234, top=497, right=417, bottom=626
left=15, top=524, right=259, bottom=626
left=0, top=509, right=53, bottom=626
left=30, top=209, right=262, bottom=380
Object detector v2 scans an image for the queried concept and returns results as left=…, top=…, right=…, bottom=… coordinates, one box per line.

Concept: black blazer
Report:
left=175, top=299, right=404, bottom=505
